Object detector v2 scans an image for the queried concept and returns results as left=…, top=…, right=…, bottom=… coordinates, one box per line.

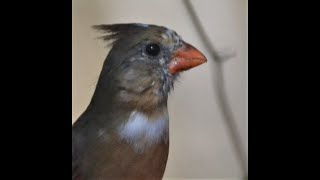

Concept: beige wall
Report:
left=72, top=0, right=248, bottom=179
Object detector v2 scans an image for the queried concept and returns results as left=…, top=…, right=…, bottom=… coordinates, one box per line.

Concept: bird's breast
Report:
left=99, top=140, right=169, bottom=180
left=74, top=110, right=170, bottom=180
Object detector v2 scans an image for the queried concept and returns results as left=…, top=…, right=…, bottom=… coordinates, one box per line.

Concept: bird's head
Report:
left=92, top=23, right=207, bottom=113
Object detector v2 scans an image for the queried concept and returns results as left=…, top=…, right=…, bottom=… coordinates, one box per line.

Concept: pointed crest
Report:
left=93, top=23, right=150, bottom=46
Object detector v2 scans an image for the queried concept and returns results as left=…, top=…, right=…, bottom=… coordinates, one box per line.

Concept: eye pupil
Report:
left=146, top=44, right=160, bottom=56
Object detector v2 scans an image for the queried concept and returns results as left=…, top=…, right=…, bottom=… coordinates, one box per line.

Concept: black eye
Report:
left=145, top=44, right=160, bottom=56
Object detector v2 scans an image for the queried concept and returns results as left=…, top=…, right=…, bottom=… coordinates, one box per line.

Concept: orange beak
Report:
left=168, top=42, right=207, bottom=75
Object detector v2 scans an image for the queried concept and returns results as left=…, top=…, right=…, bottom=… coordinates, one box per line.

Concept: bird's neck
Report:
left=88, top=71, right=170, bottom=115
left=82, top=85, right=170, bottom=152
left=80, top=72, right=171, bottom=152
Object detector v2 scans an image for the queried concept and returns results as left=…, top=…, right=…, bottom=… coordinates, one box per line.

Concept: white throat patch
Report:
left=118, top=110, right=169, bottom=153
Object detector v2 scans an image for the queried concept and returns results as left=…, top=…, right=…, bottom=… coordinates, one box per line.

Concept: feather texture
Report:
left=93, top=23, right=151, bottom=46
left=72, top=23, right=206, bottom=179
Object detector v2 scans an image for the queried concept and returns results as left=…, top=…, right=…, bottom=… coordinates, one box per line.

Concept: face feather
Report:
left=91, top=23, right=206, bottom=113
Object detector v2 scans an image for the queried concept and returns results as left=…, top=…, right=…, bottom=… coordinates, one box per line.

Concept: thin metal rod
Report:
left=183, top=0, right=248, bottom=178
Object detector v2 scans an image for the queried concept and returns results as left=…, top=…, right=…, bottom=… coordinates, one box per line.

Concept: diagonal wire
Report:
left=182, top=0, right=248, bottom=178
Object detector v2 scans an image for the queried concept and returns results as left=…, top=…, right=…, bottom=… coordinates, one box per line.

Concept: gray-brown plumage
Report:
left=72, top=23, right=207, bottom=180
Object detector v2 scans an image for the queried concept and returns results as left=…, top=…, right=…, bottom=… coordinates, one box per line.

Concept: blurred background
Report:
left=72, top=0, right=247, bottom=179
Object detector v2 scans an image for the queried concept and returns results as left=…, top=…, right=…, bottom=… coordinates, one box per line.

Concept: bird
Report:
left=72, top=23, right=207, bottom=180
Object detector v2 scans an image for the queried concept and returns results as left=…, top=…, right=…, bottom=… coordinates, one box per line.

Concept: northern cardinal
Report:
left=72, top=23, right=207, bottom=180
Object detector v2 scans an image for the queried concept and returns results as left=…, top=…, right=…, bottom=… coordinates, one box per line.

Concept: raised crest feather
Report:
left=93, top=23, right=151, bottom=46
